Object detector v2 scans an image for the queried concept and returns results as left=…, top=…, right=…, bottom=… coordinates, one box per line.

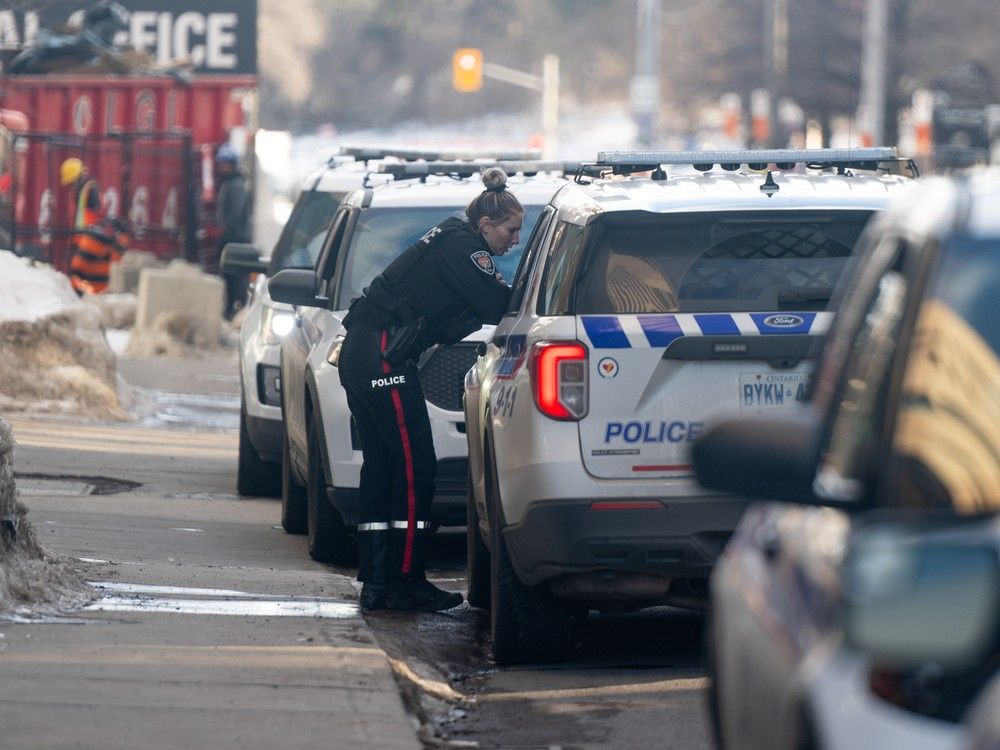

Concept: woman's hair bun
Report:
left=481, top=167, right=508, bottom=192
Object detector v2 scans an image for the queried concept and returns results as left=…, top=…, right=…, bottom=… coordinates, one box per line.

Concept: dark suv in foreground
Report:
left=696, top=170, right=1000, bottom=750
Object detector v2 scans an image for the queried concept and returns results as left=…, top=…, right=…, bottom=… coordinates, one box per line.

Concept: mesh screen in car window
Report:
left=563, top=210, right=874, bottom=314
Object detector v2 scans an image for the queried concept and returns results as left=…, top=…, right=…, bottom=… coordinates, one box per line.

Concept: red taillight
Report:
left=530, top=342, right=588, bottom=420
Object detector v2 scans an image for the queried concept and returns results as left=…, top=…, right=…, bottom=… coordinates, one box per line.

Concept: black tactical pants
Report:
left=338, top=324, right=436, bottom=584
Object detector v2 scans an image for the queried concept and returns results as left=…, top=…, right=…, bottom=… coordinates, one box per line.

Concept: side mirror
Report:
left=220, top=243, right=267, bottom=274
left=267, top=268, right=326, bottom=308
left=843, top=525, right=1000, bottom=670
left=691, top=409, right=826, bottom=505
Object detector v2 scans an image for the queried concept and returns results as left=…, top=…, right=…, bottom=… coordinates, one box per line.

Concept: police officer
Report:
left=339, top=167, right=524, bottom=611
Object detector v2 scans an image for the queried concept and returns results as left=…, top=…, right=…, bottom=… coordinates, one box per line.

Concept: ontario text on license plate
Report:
left=739, top=372, right=808, bottom=413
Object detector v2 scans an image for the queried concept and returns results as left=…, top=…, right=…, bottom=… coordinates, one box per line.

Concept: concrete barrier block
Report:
left=134, top=261, right=224, bottom=347
left=108, top=250, right=162, bottom=294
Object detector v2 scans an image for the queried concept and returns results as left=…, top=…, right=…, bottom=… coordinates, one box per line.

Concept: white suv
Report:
left=222, top=156, right=368, bottom=496
left=463, top=148, right=915, bottom=664
left=268, top=160, right=573, bottom=564
left=221, top=146, right=504, bottom=496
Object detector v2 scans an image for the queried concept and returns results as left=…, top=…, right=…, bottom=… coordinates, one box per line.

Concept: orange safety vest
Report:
left=69, top=180, right=122, bottom=295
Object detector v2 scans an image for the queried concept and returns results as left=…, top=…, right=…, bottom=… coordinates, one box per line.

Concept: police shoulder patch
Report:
left=470, top=250, right=496, bottom=275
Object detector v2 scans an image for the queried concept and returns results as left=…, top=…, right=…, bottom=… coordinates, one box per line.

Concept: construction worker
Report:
left=61, top=157, right=122, bottom=295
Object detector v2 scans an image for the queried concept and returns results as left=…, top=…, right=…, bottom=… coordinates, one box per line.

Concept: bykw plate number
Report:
left=739, top=371, right=808, bottom=412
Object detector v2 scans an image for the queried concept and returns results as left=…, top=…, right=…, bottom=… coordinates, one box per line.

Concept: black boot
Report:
left=359, top=583, right=388, bottom=610
left=387, top=579, right=463, bottom=612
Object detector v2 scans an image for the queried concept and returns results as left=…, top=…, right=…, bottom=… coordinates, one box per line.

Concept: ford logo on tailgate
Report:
left=764, top=314, right=804, bottom=328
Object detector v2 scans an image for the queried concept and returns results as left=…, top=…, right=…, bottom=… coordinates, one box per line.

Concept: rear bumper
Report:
left=503, top=495, right=749, bottom=588
left=327, top=458, right=468, bottom=528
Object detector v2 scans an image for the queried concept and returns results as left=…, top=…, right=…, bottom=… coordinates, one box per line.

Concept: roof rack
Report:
left=592, top=147, right=907, bottom=176
left=376, top=159, right=582, bottom=180
left=341, top=145, right=543, bottom=163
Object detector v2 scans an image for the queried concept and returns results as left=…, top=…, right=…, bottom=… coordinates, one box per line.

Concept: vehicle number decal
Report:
left=491, top=384, right=518, bottom=420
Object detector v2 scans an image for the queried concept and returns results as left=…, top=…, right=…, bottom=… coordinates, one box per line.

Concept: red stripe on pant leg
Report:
left=382, top=331, right=417, bottom=573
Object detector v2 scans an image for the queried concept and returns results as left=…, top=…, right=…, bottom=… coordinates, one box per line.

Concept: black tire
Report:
left=466, top=466, right=491, bottom=609
left=280, top=432, right=307, bottom=534
left=306, top=416, right=357, bottom=565
left=237, top=400, right=281, bottom=498
left=704, top=608, right=726, bottom=750
left=487, top=443, right=572, bottom=665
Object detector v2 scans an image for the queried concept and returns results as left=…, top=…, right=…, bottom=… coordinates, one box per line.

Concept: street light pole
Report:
left=481, top=56, right=560, bottom=159
left=541, top=54, right=560, bottom=159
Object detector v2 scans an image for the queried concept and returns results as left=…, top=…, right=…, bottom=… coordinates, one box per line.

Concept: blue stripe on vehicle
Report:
left=694, top=314, right=740, bottom=335
left=750, top=312, right=816, bottom=335
left=497, top=334, right=527, bottom=377
left=582, top=316, right=631, bottom=348
left=637, top=315, right=684, bottom=346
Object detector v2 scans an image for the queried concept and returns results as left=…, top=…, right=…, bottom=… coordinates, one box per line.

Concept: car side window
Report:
left=316, top=209, right=351, bottom=298
left=507, top=207, right=554, bottom=314
left=537, top=220, right=587, bottom=315
left=813, top=243, right=909, bottom=504
left=885, top=238, right=1000, bottom=514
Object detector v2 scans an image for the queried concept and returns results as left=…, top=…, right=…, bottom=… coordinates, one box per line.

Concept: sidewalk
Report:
left=0, top=351, right=422, bottom=750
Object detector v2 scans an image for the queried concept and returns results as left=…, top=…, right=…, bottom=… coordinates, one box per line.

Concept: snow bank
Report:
left=0, top=251, right=127, bottom=420
left=0, top=419, right=90, bottom=615
left=0, top=253, right=79, bottom=323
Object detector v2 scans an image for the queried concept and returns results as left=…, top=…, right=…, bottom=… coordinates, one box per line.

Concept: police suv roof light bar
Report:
left=341, top=145, right=543, bottom=163
left=377, top=160, right=584, bottom=180
left=595, top=147, right=899, bottom=173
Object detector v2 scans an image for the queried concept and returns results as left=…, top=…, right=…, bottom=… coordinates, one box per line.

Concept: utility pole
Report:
left=631, top=0, right=662, bottom=146
left=858, top=0, right=888, bottom=146
left=762, top=0, right=788, bottom=147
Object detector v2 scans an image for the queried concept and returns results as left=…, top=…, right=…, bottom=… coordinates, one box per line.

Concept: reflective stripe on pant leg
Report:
left=380, top=330, right=417, bottom=574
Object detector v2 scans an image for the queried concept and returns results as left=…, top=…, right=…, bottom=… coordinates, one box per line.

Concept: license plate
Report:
left=738, top=372, right=809, bottom=413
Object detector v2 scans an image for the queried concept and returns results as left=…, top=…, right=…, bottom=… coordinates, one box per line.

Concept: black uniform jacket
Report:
left=343, top=217, right=512, bottom=346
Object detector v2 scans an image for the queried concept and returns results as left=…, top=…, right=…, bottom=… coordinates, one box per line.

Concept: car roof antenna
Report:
left=760, top=170, right=779, bottom=197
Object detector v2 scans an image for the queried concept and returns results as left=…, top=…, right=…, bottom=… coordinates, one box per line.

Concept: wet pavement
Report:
left=12, top=346, right=713, bottom=748
left=364, top=531, right=714, bottom=750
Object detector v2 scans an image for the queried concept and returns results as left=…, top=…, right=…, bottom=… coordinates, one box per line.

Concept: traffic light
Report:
left=452, top=48, right=483, bottom=93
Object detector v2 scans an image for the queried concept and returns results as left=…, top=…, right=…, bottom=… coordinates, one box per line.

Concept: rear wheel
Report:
left=306, top=416, right=357, bottom=565
left=466, top=466, right=491, bottom=609
left=237, top=398, right=281, bottom=498
left=705, top=607, right=726, bottom=749
left=487, top=443, right=572, bottom=665
left=280, top=433, right=307, bottom=534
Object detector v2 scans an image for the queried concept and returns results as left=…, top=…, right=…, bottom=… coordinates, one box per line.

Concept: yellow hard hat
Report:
left=60, top=157, right=83, bottom=186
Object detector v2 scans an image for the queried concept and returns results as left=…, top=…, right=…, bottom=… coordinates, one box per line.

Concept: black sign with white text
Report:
left=0, top=1, right=257, bottom=76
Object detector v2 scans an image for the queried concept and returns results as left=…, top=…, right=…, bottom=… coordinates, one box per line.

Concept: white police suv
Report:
left=463, top=148, right=916, bottom=664
left=268, top=159, right=573, bottom=564
left=222, top=155, right=367, bottom=497
left=222, top=146, right=514, bottom=496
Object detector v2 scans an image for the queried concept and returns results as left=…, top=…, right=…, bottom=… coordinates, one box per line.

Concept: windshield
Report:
left=267, top=189, right=345, bottom=274
left=541, top=209, right=875, bottom=315
left=334, top=204, right=543, bottom=308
